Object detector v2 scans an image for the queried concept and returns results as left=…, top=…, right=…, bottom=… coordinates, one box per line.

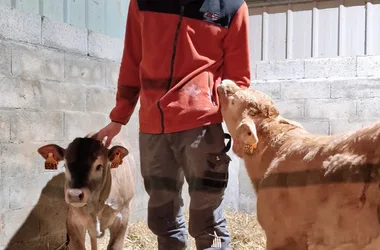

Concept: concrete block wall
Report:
left=238, top=56, right=380, bottom=212
left=0, top=6, right=146, bottom=249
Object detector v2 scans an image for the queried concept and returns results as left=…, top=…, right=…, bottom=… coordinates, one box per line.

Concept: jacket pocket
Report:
left=204, top=151, right=231, bottom=190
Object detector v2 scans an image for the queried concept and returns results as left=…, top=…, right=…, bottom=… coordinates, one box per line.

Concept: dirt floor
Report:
left=85, top=210, right=266, bottom=250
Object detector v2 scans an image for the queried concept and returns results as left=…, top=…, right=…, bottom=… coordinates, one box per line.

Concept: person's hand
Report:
left=95, top=122, right=122, bottom=148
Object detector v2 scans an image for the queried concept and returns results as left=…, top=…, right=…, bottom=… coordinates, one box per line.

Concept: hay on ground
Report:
left=85, top=210, right=266, bottom=250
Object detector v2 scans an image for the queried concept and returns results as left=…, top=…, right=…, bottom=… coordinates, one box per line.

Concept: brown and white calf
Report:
left=37, top=132, right=136, bottom=250
left=217, top=79, right=380, bottom=250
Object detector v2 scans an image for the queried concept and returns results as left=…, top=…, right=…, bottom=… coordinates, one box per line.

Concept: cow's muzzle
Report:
left=65, top=188, right=88, bottom=207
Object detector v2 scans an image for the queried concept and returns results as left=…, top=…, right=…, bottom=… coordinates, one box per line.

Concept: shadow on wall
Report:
left=4, top=173, right=68, bottom=250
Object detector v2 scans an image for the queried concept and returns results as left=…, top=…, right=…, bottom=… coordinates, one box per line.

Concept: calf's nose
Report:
left=65, top=188, right=88, bottom=206
left=68, top=189, right=84, bottom=200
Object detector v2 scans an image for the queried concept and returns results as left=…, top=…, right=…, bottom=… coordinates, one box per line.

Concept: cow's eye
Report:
left=96, top=164, right=103, bottom=171
left=231, top=99, right=235, bottom=105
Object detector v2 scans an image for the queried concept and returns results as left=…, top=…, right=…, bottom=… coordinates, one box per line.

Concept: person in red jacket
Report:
left=96, top=0, right=250, bottom=249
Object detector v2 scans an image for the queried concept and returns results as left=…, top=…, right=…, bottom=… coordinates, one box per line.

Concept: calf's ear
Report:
left=37, top=144, right=65, bottom=170
left=108, top=146, right=129, bottom=168
left=236, top=118, right=259, bottom=155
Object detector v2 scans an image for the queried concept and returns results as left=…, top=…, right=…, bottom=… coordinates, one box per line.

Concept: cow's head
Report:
left=217, top=79, right=280, bottom=157
left=37, top=135, right=129, bottom=208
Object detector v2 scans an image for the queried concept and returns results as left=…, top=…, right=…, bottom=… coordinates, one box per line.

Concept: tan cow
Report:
left=217, top=79, right=380, bottom=250
left=37, top=132, right=136, bottom=250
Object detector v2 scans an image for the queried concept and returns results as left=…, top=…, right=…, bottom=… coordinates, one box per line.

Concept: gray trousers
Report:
left=139, top=123, right=232, bottom=250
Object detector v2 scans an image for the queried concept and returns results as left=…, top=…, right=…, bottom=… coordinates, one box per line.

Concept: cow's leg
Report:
left=66, top=210, right=86, bottom=250
left=171, top=123, right=231, bottom=250
left=139, top=132, right=189, bottom=250
left=107, top=208, right=130, bottom=250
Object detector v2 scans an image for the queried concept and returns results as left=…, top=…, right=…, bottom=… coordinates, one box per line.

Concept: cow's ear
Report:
left=37, top=144, right=65, bottom=170
left=236, top=118, right=259, bottom=155
left=108, top=146, right=129, bottom=168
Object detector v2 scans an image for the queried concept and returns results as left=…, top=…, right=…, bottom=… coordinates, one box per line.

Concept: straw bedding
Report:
left=85, top=210, right=266, bottom=250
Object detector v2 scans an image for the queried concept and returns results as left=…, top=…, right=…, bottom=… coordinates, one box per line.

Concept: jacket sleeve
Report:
left=222, top=2, right=251, bottom=89
left=109, top=0, right=142, bottom=125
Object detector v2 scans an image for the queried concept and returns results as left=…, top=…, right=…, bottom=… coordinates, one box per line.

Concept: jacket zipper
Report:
left=157, top=5, right=185, bottom=134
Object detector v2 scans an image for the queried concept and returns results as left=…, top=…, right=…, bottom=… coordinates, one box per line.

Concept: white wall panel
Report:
left=247, top=0, right=379, bottom=63
left=248, top=7, right=263, bottom=78
left=0, top=0, right=11, bottom=7
left=267, top=5, right=288, bottom=60
left=316, top=1, right=339, bottom=58
left=13, top=0, right=39, bottom=14
left=366, top=0, right=380, bottom=55
left=290, top=2, right=313, bottom=59
left=0, top=0, right=130, bottom=39
left=340, top=0, right=366, bottom=56
left=1, top=0, right=379, bottom=55
left=41, top=0, right=65, bottom=23
left=87, top=0, right=106, bottom=34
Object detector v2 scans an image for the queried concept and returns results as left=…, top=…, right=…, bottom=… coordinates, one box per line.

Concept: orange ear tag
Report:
left=111, top=152, right=123, bottom=168
left=45, top=152, right=58, bottom=170
left=244, top=143, right=257, bottom=155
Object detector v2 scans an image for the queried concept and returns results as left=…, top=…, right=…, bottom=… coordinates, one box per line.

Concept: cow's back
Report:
left=254, top=122, right=380, bottom=249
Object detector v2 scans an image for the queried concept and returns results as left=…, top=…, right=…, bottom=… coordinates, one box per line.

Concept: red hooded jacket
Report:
left=109, top=0, right=251, bottom=134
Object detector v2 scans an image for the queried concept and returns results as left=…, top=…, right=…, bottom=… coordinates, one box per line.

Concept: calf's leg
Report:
left=107, top=208, right=130, bottom=250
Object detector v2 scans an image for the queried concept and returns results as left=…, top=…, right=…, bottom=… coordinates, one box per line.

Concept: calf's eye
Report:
left=96, top=164, right=103, bottom=171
